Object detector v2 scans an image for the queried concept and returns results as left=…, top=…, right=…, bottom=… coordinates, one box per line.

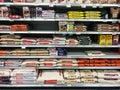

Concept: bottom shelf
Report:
left=0, top=83, right=119, bottom=87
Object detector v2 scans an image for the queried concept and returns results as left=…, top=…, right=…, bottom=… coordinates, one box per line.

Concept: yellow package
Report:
left=99, top=35, right=106, bottom=45
left=106, top=35, right=112, bottom=45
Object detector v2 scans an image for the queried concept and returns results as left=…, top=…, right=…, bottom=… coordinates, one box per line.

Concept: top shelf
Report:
left=0, top=3, right=119, bottom=7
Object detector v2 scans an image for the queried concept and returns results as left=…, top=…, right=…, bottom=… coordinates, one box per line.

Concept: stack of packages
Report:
left=21, top=59, right=39, bottom=67
left=0, top=59, right=4, bottom=67
left=5, top=59, right=22, bottom=67
left=77, top=35, right=91, bottom=45
left=66, top=38, right=79, bottom=45
left=11, top=68, right=37, bottom=84
left=52, top=36, right=66, bottom=45
left=85, top=11, right=102, bottom=19
left=21, top=38, right=36, bottom=45
left=97, top=70, right=120, bottom=83
left=11, top=49, right=29, bottom=56
left=0, top=69, right=11, bottom=84
left=29, top=49, right=49, bottom=56
left=0, top=50, right=10, bottom=56
left=96, top=24, right=119, bottom=32
left=74, top=24, right=87, bottom=32
left=68, top=11, right=84, bottom=19
left=37, top=38, right=52, bottom=45
left=37, top=70, right=65, bottom=84
left=0, top=35, right=21, bottom=45
left=63, top=70, right=80, bottom=84
left=0, top=25, right=10, bottom=31
left=78, top=59, right=90, bottom=67
left=39, top=58, right=57, bottom=67
left=111, top=60, right=120, bottom=66
left=42, top=10, right=55, bottom=19
left=11, top=24, right=28, bottom=31
left=57, top=59, right=78, bottom=67
left=80, top=70, right=98, bottom=83
left=90, top=59, right=111, bottom=66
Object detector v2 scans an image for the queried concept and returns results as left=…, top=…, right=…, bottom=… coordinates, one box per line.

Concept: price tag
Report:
left=103, top=20, right=108, bottom=22
left=92, top=5, right=97, bottom=8
left=9, top=19, right=14, bottom=22
left=99, top=4, right=103, bottom=8
left=112, top=20, right=117, bottom=23
left=118, top=20, right=120, bottom=23
left=66, top=3, right=71, bottom=8
left=21, top=46, right=26, bottom=49
left=10, top=31, right=14, bottom=35
left=49, top=3, right=54, bottom=7
left=112, top=32, right=117, bottom=35
left=81, top=5, right=86, bottom=8
left=6, top=4, right=10, bottom=7
left=67, top=84, right=72, bottom=86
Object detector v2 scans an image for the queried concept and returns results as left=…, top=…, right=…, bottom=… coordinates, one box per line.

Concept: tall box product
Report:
left=99, top=35, right=106, bottom=45
left=106, top=35, right=112, bottom=45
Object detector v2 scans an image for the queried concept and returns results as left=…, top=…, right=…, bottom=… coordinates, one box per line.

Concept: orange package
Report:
left=78, top=64, right=89, bottom=67
left=94, top=63, right=106, bottom=66
left=11, top=24, right=27, bottom=31
left=77, top=59, right=89, bottom=64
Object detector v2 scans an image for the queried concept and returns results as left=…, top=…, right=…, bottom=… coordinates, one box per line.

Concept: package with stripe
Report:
left=0, top=50, right=10, bottom=56
left=39, top=58, right=57, bottom=67
left=37, top=70, right=65, bottom=84
left=37, top=38, right=52, bottom=45
left=77, top=59, right=90, bottom=67
left=56, top=13, right=68, bottom=19
left=57, top=59, right=78, bottom=66
left=5, top=59, right=22, bottom=67
left=63, top=70, right=80, bottom=84
left=52, top=36, right=66, bottom=45
left=79, top=70, right=98, bottom=83
left=42, top=10, right=55, bottom=19
left=30, top=49, right=49, bottom=56
left=21, top=38, right=36, bottom=45
left=0, top=69, right=11, bottom=84
left=21, top=59, right=39, bottom=67
left=11, top=24, right=28, bottom=31
left=11, top=49, right=30, bottom=56
left=11, top=68, right=37, bottom=84
left=23, top=7, right=30, bottom=18
left=75, top=24, right=87, bottom=32
left=0, top=25, right=11, bottom=31
left=97, top=70, right=120, bottom=83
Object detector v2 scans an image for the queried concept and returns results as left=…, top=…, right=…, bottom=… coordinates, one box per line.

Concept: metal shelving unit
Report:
left=0, top=2, right=120, bottom=89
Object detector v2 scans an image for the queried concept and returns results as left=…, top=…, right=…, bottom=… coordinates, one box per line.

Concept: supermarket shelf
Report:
left=0, top=52, right=120, bottom=59
left=1, top=66, right=120, bottom=69
left=0, top=83, right=119, bottom=87
left=0, top=44, right=120, bottom=48
left=0, top=3, right=119, bottom=7
left=0, top=31, right=120, bottom=34
left=0, top=18, right=119, bottom=22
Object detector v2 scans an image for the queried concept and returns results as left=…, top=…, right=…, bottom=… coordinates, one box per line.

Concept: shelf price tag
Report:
left=66, top=3, right=71, bottom=8
left=112, top=20, right=117, bottom=23
left=6, top=4, right=11, bottom=7
left=9, top=31, right=14, bottom=35
left=21, top=46, right=26, bottom=49
left=81, top=5, right=86, bottom=8
left=67, top=84, right=72, bottom=86
left=49, top=3, right=54, bottom=7
left=92, top=5, right=97, bottom=8
left=99, top=4, right=103, bottom=8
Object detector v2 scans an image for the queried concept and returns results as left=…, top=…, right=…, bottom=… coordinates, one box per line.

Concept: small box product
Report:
left=56, top=48, right=67, bottom=56
left=66, top=0, right=74, bottom=3
left=37, top=70, right=65, bottom=84
left=50, top=0, right=58, bottom=3
left=67, top=21, right=75, bottom=32
left=23, top=7, right=30, bottom=18
left=106, top=35, right=112, bottom=45
left=36, top=7, right=42, bottom=18
left=42, top=10, right=55, bottom=19
left=112, top=35, right=119, bottom=45
left=4, top=0, right=13, bottom=2
left=52, top=36, right=66, bottom=45
left=99, top=0, right=107, bottom=3
left=56, top=13, right=68, bottom=19
left=59, top=21, right=67, bottom=32
left=66, top=38, right=79, bottom=45
left=30, top=7, right=36, bottom=18
left=110, top=8, right=120, bottom=19
left=99, top=35, right=106, bottom=45
left=108, top=0, right=117, bottom=4
left=75, top=24, right=87, bottom=32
